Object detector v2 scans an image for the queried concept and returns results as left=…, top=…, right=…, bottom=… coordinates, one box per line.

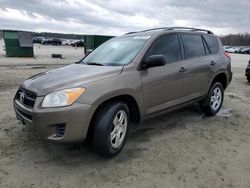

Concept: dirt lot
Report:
left=0, top=39, right=250, bottom=188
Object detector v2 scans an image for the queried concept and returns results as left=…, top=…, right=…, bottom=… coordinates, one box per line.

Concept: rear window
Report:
left=203, top=35, right=219, bottom=54
left=181, top=34, right=205, bottom=59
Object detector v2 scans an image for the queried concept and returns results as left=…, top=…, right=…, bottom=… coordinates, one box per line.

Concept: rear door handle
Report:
left=179, top=67, right=188, bottom=73
left=210, top=61, right=216, bottom=66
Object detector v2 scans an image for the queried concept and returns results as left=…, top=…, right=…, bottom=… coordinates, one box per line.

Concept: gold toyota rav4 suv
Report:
left=14, top=27, right=232, bottom=157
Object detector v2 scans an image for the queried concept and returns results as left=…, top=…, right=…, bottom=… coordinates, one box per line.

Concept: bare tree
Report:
left=220, top=33, right=250, bottom=46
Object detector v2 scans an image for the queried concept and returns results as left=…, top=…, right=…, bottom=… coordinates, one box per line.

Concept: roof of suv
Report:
left=125, top=27, right=214, bottom=36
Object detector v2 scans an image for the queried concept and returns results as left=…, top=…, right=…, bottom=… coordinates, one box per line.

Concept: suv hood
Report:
left=22, top=64, right=123, bottom=96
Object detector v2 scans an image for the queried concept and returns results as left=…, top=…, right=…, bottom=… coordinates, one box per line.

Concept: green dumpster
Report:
left=84, top=35, right=114, bottom=53
left=3, top=30, right=34, bottom=57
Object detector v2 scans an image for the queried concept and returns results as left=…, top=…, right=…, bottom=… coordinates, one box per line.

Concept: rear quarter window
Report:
left=181, top=34, right=206, bottom=59
left=203, top=35, right=219, bottom=54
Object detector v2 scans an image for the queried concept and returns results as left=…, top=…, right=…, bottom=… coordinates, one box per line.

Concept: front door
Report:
left=141, top=34, right=189, bottom=115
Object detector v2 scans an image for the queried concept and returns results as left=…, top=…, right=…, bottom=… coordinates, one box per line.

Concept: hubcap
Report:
left=210, top=87, right=222, bottom=111
left=110, top=110, right=128, bottom=149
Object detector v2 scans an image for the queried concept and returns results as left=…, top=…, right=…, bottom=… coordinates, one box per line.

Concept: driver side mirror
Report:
left=141, top=55, right=166, bottom=70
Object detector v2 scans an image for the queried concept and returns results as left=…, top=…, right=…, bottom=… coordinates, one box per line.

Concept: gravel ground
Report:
left=0, top=39, right=250, bottom=188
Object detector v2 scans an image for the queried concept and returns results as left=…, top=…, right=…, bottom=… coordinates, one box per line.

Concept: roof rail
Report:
left=167, top=27, right=214, bottom=34
left=124, top=27, right=168, bottom=35
left=124, top=31, right=138, bottom=35
left=125, top=27, right=214, bottom=35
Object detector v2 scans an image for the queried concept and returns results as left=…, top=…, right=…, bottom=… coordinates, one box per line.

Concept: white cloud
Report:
left=0, top=0, right=250, bottom=35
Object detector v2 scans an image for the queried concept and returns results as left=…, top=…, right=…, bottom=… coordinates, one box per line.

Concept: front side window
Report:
left=82, top=36, right=149, bottom=66
left=182, top=34, right=206, bottom=59
left=147, top=34, right=182, bottom=63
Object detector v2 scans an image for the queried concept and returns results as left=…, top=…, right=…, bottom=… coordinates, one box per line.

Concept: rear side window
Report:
left=148, top=34, right=182, bottom=63
left=181, top=34, right=205, bottom=59
left=203, top=35, right=219, bottom=54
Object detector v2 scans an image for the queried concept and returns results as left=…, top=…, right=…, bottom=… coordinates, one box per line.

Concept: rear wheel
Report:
left=92, top=102, right=130, bottom=157
left=200, top=82, right=224, bottom=116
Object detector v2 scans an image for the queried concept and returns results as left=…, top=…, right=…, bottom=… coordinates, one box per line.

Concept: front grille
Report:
left=16, top=88, right=37, bottom=108
left=16, top=108, right=32, bottom=121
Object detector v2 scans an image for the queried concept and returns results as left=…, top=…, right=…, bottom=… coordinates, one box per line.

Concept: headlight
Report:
left=42, top=88, right=85, bottom=108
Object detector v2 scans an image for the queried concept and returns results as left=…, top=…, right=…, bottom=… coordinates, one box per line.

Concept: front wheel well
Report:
left=212, top=73, right=227, bottom=90
left=86, top=95, right=141, bottom=143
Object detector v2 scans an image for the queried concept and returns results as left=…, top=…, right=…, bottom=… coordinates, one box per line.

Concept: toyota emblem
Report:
left=19, top=92, right=25, bottom=103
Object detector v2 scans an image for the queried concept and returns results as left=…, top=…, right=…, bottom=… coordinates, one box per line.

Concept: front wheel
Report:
left=92, top=102, right=130, bottom=157
left=200, top=82, right=224, bottom=116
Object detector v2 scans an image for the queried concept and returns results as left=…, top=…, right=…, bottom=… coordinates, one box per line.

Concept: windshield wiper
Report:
left=85, top=62, right=105, bottom=66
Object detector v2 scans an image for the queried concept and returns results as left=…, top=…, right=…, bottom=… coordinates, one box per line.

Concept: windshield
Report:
left=82, top=36, right=149, bottom=66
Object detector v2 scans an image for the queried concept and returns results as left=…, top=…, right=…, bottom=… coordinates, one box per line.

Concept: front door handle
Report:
left=210, top=61, right=216, bottom=66
left=179, top=67, right=188, bottom=73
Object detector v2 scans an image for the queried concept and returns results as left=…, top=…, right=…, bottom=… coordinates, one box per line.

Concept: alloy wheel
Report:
left=110, top=110, right=128, bottom=149
left=210, top=87, right=222, bottom=111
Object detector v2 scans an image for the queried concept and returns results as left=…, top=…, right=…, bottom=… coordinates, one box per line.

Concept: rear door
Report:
left=180, top=34, right=214, bottom=99
left=141, top=34, right=190, bottom=115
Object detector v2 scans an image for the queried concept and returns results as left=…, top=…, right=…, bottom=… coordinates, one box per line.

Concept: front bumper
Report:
left=245, top=65, right=250, bottom=77
left=229, top=70, right=233, bottom=84
left=14, top=96, right=94, bottom=143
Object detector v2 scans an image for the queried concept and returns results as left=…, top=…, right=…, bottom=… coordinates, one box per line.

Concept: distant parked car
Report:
left=42, top=38, right=62, bottom=45
left=236, top=47, right=243, bottom=53
left=32, top=37, right=45, bottom=44
left=225, top=48, right=233, bottom=53
left=61, top=39, right=69, bottom=46
left=246, top=60, right=250, bottom=82
left=62, top=39, right=75, bottom=46
left=226, top=47, right=240, bottom=53
left=240, top=47, right=250, bottom=54
left=71, top=40, right=84, bottom=47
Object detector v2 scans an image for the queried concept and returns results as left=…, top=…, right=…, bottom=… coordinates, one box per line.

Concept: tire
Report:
left=92, top=102, right=130, bottom=157
left=200, top=82, right=224, bottom=116
left=247, top=76, right=250, bottom=82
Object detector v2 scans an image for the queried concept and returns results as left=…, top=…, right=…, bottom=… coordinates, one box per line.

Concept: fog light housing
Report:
left=55, top=124, right=65, bottom=137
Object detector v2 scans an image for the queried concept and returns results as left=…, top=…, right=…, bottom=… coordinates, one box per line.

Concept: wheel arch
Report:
left=210, top=72, right=228, bottom=90
left=86, top=94, right=141, bottom=143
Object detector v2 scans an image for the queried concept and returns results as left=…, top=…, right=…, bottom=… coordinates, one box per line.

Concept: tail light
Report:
left=224, top=52, right=231, bottom=59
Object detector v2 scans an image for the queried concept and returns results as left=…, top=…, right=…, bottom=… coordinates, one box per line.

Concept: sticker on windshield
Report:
left=133, top=36, right=151, bottom=40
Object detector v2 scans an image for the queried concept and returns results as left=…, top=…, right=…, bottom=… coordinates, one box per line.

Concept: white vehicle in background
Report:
left=62, top=39, right=77, bottom=46
left=235, top=47, right=243, bottom=53
left=240, top=47, right=250, bottom=54
left=62, top=39, right=72, bottom=46
left=226, top=47, right=242, bottom=53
